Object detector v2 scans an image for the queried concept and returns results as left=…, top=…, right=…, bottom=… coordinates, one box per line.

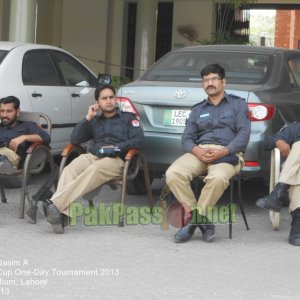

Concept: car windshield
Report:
left=0, top=50, right=8, bottom=65
left=141, top=50, right=272, bottom=84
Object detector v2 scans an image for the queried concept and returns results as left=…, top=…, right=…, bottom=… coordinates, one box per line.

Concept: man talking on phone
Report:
left=45, top=85, right=144, bottom=233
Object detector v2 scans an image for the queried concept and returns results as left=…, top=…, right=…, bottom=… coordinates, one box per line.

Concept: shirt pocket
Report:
left=196, top=115, right=213, bottom=130
left=110, top=122, right=124, bottom=140
left=219, top=112, right=235, bottom=130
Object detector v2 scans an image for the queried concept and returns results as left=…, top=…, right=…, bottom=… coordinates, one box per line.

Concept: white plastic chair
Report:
left=269, top=148, right=281, bottom=230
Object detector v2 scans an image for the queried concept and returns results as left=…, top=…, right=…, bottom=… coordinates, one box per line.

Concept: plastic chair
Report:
left=59, top=144, right=154, bottom=226
left=269, top=148, right=281, bottom=230
left=0, top=111, right=55, bottom=219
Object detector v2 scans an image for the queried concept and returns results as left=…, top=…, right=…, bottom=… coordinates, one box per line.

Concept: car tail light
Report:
left=117, top=97, right=140, bottom=119
left=244, top=161, right=260, bottom=167
left=247, top=103, right=276, bottom=121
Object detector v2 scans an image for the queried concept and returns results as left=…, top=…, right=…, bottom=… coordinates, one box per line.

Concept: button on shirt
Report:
left=70, top=109, right=144, bottom=159
left=182, top=93, right=251, bottom=154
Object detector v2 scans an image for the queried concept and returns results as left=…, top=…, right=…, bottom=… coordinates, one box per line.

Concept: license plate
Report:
left=164, top=109, right=191, bottom=126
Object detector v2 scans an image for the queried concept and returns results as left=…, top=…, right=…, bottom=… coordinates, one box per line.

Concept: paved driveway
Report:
left=0, top=171, right=299, bottom=300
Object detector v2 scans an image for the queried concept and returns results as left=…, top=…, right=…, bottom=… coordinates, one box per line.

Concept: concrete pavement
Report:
left=0, top=172, right=299, bottom=300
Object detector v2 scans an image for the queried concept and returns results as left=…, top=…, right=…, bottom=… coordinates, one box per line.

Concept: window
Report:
left=0, top=50, right=8, bottom=65
left=22, top=51, right=61, bottom=86
left=50, top=51, right=96, bottom=87
left=288, top=58, right=300, bottom=87
left=141, top=50, right=271, bottom=84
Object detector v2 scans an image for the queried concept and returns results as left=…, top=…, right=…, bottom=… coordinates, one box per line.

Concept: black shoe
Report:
left=32, top=165, right=58, bottom=209
left=32, top=189, right=54, bottom=203
left=173, top=222, right=197, bottom=243
left=256, top=182, right=289, bottom=212
left=25, top=203, right=38, bottom=224
left=289, top=209, right=300, bottom=246
left=199, top=224, right=215, bottom=242
left=37, top=199, right=53, bottom=218
left=47, top=204, right=64, bottom=234
left=0, top=155, right=16, bottom=175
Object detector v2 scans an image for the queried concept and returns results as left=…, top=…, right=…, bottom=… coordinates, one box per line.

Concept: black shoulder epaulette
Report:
left=191, top=99, right=206, bottom=109
left=227, top=93, right=246, bottom=101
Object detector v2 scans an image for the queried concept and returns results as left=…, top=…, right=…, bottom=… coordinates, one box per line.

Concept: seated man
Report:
left=256, top=123, right=300, bottom=246
left=0, top=96, right=51, bottom=223
left=166, top=64, right=251, bottom=243
left=0, top=96, right=50, bottom=174
left=45, top=84, right=144, bottom=234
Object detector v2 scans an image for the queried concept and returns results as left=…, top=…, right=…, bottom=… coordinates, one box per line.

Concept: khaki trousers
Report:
left=278, top=141, right=300, bottom=212
left=166, top=145, right=242, bottom=215
left=0, top=147, right=20, bottom=167
left=51, top=153, right=125, bottom=216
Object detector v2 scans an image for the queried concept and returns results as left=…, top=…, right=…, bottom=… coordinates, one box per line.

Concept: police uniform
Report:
left=263, top=123, right=300, bottom=212
left=0, top=121, right=51, bottom=167
left=166, top=93, right=250, bottom=215
left=51, top=109, right=144, bottom=216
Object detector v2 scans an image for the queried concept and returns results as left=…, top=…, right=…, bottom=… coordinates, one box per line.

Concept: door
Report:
left=49, top=51, right=97, bottom=125
left=22, top=50, right=72, bottom=151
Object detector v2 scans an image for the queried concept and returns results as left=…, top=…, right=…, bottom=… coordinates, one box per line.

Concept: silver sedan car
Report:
left=0, top=42, right=99, bottom=154
left=117, top=45, right=300, bottom=193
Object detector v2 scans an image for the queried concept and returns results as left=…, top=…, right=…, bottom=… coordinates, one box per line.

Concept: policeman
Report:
left=46, top=84, right=144, bottom=233
left=166, top=63, right=251, bottom=243
left=0, top=96, right=51, bottom=174
left=256, top=122, right=300, bottom=246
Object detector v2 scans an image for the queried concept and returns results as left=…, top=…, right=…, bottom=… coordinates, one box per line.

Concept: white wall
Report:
left=172, top=0, right=214, bottom=49
left=16, top=0, right=300, bottom=77
left=105, top=0, right=125, bottom=76
left=61, top=0, right=109, bottom=75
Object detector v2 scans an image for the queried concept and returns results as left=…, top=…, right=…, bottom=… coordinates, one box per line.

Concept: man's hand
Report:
left=202, top=147, right=229, bottom=163
left=9, top=136, right=26, bottom=152
left=275, top=139, right=290, bottom=158
left=86, top=103, right=100, bottom=121
left=192, top=146, right=229, bottom=163
left=192, top=145, right=207, bottom=161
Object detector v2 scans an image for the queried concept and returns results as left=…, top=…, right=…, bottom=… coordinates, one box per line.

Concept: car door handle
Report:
left=32, top=92, right=42, bottom=97
left=71, top=93, right=80, bottom=98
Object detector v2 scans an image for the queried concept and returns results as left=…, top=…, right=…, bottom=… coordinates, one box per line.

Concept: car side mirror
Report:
left=98, top=74, right=112, bottom=85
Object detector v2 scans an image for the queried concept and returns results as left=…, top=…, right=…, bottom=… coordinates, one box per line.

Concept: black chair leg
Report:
left=236, top=175, right=249, bottom=230
left=229, top=179, right=234, bottom=239
left=229, top=175, right=250, bottom=239
left=0, top=181, right=7, bottom=203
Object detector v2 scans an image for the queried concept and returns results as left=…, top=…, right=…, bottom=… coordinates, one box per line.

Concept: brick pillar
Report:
left=275, top=10, right=300, bottom=49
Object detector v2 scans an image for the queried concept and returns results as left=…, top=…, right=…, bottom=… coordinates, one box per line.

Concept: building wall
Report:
left=105, top=0, right=125, bottom=76
left=36, top=0, right=62, bottom=47
left=60, top=0, right=109, bottom=75
left=3, top=0, right=300, bottom=77
left=0, top=0, right=9, bottom=41
left=172, top=0, right=214, bottom=48
left=275, top=10, right=300, bottom=49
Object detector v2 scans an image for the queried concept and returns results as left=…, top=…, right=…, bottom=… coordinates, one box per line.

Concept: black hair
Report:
left=0, top=96, right=20, bottom=109
left=200, top=64, right=225, bottom=79
left=94, top=85, right=116, bottom=100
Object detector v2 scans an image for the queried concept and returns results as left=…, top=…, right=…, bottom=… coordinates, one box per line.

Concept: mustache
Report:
left=206, top=85, right=216, bottom=89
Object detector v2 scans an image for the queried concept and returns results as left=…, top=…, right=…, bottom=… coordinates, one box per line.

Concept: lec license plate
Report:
left=163, top=109, right=191, bottom=126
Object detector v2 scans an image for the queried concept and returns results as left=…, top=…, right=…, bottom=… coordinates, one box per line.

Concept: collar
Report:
left=98, top=109, right=122, bottom=119
left=205, top=92, right=229, bottom=105
left=0, top=119, right=21, bottom=129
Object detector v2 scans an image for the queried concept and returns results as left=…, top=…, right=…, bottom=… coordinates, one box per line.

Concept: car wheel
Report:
left=126, top=170, right=153, bottom=195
